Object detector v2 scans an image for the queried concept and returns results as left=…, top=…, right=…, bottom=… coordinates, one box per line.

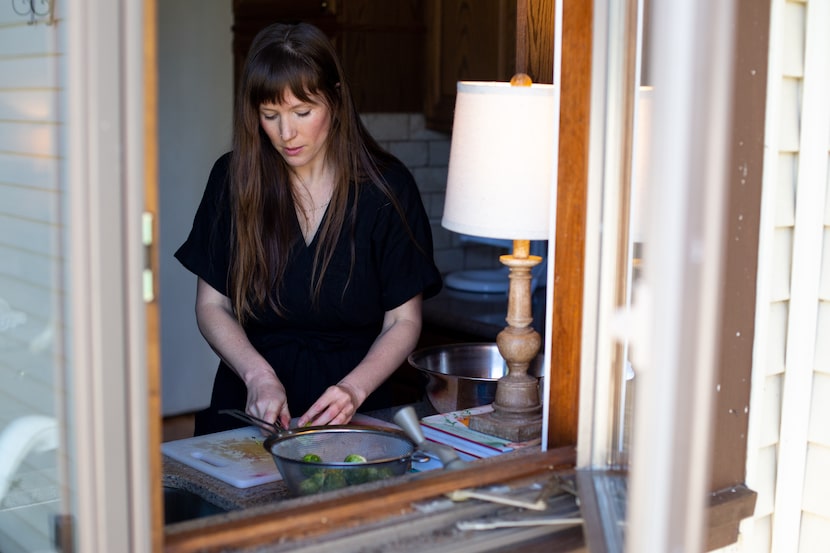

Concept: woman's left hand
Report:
left=297, top=294, right=422, bottom=427
left=297, top=381, right=363, bottom=426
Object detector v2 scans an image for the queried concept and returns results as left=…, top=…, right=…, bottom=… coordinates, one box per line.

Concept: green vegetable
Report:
left=300, top=453, right=323, bottom=476
left=298, top=471, right=326, bottom=495
left=345, top=466, right=370, bottom=485
left=295, top=452, right=395, bottom=495
left=365, top=466, right=394, bottom=482
left=321, top=470, right=348, bottom=492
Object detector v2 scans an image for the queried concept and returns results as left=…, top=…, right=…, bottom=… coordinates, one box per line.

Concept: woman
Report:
left=175, top=22, right=442, bottom=435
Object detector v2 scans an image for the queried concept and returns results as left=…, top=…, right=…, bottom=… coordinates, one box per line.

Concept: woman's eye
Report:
left=262, top=113, right=277, bottom=121
left=296, top=111, right=311, bottom=117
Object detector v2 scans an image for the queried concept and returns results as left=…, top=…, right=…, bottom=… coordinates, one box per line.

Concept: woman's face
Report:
left=259, top=91, right=332, bottom=174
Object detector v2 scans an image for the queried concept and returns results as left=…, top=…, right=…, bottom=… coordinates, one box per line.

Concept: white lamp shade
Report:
left=442, top=81, right=558, bottom=241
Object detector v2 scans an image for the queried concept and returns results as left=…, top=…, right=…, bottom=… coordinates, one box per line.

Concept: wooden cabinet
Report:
left=422, top=0, right=555, bottom=133
left=232, top=0, right=530, bottom=131
left=424, top=0, right=517, bottom=133
left=232, top=0, right=426, bottom=113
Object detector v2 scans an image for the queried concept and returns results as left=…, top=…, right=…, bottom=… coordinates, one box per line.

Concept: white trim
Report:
left=124, top=0, right=153, bottom=550
left=577, top=0, right=630, bottom=469
left=576, top=0, right=605, bottom=468
left=625, top=0, right=735, bottom=550
left=771, top=0, right=830, bottom=550
left=541, top=0, right=563, bottom=451
left=66, top=1, right=150, bottom=551
left=742, top=0, right=786, bottom=545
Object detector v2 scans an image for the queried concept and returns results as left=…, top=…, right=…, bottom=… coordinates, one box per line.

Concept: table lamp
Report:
left=442, top=74, right=557, bottom=442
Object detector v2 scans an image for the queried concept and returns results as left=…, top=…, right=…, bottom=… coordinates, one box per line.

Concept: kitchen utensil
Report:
left=393, top=406, right=465, bottom=470
left=219, top=409, right=421, bottom=496
left=218, top=409, right=286, bottom=433
left=456, top=516, right=583, bottom=530
left=264, top=426, right=416, bottom=496
left=446, top=487, right=548, bottom=511
left=407, top=343, right=544, bottom=413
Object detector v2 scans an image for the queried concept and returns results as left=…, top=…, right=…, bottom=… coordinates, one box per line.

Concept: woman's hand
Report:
left=245, top=370, right=292, bottom=430
left=297, top=381, right=362, bottom=427
left=297, top=294, right=423, bottom=427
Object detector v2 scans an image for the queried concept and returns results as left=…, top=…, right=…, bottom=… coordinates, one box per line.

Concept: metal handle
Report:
left=218, top=409, right=285, bottom=434
left=392, top=406, right=426, bottom=445
left=393, top=406, right=465, bottom=471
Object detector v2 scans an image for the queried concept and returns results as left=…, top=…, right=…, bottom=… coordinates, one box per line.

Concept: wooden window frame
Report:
left=148, top=0, right=760, bottom=550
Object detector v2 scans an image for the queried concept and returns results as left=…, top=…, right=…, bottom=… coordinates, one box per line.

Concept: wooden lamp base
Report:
left=468, top=240, right=544, bottom=442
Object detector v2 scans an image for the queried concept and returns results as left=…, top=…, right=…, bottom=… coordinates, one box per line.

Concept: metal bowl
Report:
left=263, top=426, right=416, bottom=497
left=408, top=343, right=544, bottom=413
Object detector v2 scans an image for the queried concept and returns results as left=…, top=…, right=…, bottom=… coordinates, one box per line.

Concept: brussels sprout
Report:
left=343, top=454, right=367, bottom=463
left=356, top=466, right=395, bottom=484
left=300, top=453, right=323, bottom=476
left=298, top=471, right=326, bottom=495
left=345, top=466, right=370, bottom=485
left=321, top=470, right=348, bottom=492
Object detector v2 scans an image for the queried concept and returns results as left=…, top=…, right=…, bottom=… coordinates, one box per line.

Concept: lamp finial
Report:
left=510, top=73, right=533, bottom=87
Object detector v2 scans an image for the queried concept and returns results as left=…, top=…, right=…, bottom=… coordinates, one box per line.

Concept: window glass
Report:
left=0, top=5, right=69, bottom=553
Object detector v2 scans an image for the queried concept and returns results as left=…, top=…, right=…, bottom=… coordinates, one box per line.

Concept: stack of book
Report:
left=418, top=405, right=517, bottom=462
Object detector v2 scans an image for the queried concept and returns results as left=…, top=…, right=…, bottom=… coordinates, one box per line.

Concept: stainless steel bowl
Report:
left=408, top=343, right=544, bottom=413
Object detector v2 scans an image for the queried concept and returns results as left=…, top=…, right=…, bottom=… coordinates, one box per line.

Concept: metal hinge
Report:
left=142, top=211, right=155, bottom=303
left=53, top=513, right=75, bottom=553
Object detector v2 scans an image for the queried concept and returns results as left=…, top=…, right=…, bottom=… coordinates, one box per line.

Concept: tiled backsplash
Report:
left=361, top=113, right=503, bottom=276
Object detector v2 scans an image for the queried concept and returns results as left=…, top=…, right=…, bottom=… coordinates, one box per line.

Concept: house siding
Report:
left=732, top=0, right=830, bottom=551
left=0, top=5, right=64, bottom=553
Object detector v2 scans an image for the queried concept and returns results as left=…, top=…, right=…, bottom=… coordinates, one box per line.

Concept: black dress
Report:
left=175, top=153, right=442, bottom=435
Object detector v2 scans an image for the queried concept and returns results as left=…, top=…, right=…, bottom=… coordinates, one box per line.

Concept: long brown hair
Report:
left=229, top=22, right=399, bottom=324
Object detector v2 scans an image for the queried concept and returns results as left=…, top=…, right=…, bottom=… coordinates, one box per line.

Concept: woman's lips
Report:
left=283, top=146, right=303, bottom=156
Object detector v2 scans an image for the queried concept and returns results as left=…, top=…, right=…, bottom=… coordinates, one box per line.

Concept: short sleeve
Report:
left=374, top=162, right=443, bottom=310
left=174, top=153, right=233, bottom=296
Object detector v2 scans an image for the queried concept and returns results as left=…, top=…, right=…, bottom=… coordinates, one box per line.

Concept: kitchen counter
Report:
left=162, top=401, right=439, bottom=515
left=163, top=456, right=288, bottom=512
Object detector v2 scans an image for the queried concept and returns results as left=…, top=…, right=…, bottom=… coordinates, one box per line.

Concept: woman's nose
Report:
left=279, top=120, right=296, bottom=141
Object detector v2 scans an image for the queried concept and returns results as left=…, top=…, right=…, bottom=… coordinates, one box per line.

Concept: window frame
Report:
left=150, top=0, right=760, bottom=550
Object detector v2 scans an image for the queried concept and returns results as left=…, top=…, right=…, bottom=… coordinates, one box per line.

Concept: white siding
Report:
left=737, top=0, right=830, bottom=551
left=0, top=19, right=63, bottom=402
left=0, top=5, right=65, bottom=553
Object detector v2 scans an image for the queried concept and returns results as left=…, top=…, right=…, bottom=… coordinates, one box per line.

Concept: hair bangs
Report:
left=247, top=46, right=321, bottom=109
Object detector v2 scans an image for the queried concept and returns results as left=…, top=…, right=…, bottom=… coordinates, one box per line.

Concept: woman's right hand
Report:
left=194, top=277, right=292, bottom=430
left=245, top=371, right=291, bottom=430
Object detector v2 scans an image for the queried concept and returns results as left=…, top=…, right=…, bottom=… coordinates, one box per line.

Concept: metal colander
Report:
left=263, top=426, right=416, bottom=496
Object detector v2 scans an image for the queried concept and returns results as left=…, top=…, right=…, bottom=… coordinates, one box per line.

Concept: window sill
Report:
left=576, top=469, right=757, bottom=553
left=165, top=446, right=577, bottom=553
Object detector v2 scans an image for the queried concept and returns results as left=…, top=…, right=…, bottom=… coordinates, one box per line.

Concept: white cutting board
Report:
left=162, top=426, right=282, bottom=488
